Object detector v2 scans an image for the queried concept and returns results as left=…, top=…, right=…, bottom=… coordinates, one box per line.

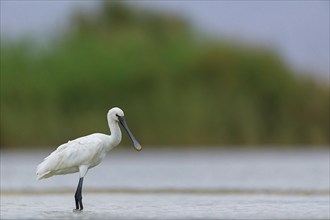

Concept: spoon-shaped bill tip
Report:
left=135, top=144, right=142, bottom=151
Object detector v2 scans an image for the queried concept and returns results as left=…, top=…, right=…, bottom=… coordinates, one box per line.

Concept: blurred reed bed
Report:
left=1, top=2, right=329, bottom=148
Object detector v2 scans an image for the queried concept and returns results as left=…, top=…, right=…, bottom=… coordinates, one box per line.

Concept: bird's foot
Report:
left=73, top=209, right=83, bottom=212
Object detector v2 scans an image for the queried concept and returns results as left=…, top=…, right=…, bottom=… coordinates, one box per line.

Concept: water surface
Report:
left=1, top=148, right=329, bottom=219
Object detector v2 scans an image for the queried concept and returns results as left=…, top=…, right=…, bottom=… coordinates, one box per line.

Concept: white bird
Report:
left=36, top=107, right=142, bottom=211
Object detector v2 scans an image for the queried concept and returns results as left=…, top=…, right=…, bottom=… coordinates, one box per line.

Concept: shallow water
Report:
left=2, top=193, right=329, bottom=219
left=1, top=148, right=329, bottom=219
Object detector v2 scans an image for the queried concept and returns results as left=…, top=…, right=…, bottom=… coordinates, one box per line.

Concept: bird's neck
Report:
left=107, top=119, right=122, bottom=151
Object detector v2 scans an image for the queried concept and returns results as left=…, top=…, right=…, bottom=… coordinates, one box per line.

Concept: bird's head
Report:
left=107, top=107, right=142, bottom=151
left=108, top=107, right=124, bottom=122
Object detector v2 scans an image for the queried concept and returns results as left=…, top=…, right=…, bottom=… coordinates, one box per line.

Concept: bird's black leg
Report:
left=74, top=177, right=84, bottom=211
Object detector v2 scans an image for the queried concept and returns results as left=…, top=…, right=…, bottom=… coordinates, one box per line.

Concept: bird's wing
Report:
left=37, top=134, right=104, bottom=179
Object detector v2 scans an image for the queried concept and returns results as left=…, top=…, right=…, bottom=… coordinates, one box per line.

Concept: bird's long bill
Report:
left=118, top=116, right=142, bottom=151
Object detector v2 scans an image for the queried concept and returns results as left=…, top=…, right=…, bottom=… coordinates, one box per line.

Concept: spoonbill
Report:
left=36, top=107, right=142, bottom=211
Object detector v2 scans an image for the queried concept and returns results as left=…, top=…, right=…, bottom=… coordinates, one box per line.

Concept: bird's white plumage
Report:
left=37, top=133, right=110, bottom=180
left=36, top=107, right=137, bottom=180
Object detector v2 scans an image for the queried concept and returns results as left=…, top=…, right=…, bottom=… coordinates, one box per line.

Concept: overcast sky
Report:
left=1, top=1, right=329, bottom=81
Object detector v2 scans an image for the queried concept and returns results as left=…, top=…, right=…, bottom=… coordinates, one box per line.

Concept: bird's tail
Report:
left=36, top=160, right=51, bottom=180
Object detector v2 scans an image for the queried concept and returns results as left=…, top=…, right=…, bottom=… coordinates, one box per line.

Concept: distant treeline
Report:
left=1, top=2, right=329, bottom=148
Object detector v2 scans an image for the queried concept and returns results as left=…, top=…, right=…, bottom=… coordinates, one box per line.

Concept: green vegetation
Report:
left=1, top=2, right=329, bottom=148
